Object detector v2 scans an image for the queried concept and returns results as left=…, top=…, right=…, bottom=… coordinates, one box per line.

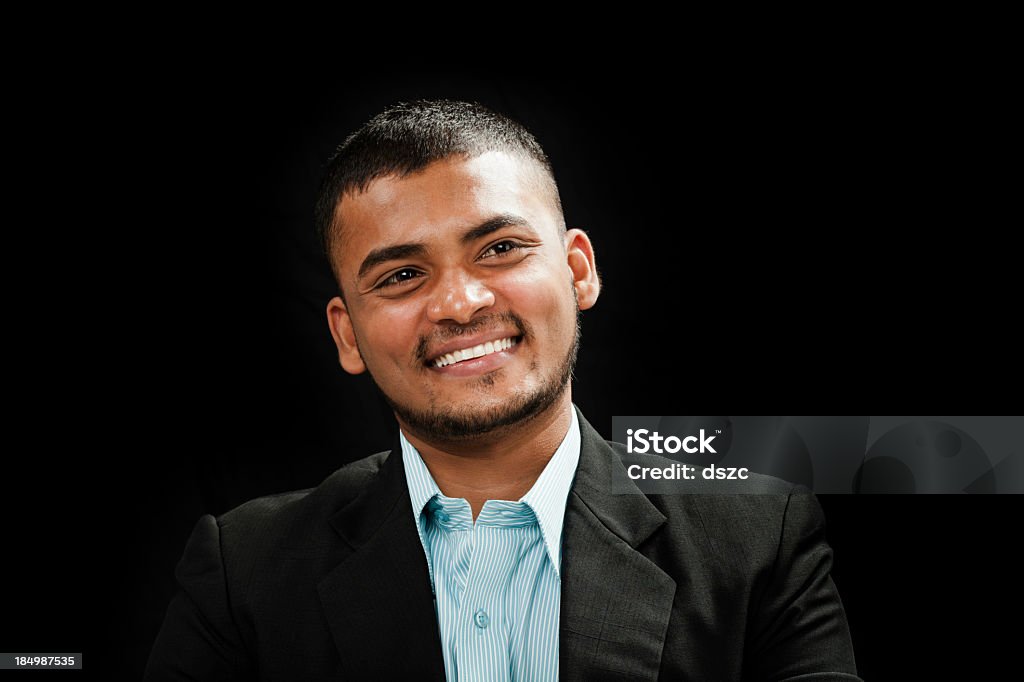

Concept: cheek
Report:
left=354, top=303, right=421, bottom=366
left=495, top=265, right=575, bottom=335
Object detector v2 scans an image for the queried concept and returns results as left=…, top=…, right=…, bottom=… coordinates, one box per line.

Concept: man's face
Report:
left=325, top=151, right=599, bottom=441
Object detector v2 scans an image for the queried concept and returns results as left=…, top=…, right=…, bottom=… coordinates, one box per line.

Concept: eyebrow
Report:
left=459, top=213, right=531, bottom=245
left=357, top=243, right=427, bottom=280
left=356, top=213, right=532, bottom=280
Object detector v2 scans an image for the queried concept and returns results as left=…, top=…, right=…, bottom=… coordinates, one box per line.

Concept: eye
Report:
left=480, top=240, right=524, bottom=259
left=377, top=267, right=424, bottom=289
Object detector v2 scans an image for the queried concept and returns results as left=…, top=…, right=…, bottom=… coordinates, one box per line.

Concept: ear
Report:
left=326, top=296, right=366, bottom=374
left=564, top=228, right=600, bottom=310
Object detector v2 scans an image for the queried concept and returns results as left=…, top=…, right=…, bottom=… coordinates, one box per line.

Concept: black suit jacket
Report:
left=146, top=409, right=860, bottom=680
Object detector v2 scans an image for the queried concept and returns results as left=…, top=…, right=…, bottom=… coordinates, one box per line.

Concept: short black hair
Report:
left=314, top=99, right=563, bottom=280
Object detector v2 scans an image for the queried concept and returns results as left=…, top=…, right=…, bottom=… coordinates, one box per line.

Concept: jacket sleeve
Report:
left=144, top=514, right=255, bottom=681
left=745, top=490, right=862, bottom=681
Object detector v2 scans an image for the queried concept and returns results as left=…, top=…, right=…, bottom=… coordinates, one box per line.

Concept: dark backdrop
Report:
left=4, top=68, right=1017, bottom=679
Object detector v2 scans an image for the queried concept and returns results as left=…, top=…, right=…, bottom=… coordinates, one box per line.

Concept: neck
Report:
left=399, top=391, right=574, bottom=519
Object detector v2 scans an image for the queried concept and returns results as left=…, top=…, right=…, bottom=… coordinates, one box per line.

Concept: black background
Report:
left=3, top=64, right=1017, bottom=679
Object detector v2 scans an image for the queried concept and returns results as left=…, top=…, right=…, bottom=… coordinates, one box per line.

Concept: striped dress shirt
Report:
left=400, top=408, right=581, bottom=682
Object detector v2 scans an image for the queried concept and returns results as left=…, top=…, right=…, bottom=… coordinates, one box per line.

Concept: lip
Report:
left=425, top=331, right=523, bottom=364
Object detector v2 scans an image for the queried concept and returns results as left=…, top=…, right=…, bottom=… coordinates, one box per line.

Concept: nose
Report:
left=426, top=268, right=495, bottom=325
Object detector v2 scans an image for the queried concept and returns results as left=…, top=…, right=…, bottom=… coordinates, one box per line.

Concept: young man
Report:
left=146, top=100, right=859, bottom=681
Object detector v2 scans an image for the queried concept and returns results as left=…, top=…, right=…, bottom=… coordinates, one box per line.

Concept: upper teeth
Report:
left=433, top=337, right=517, bottom=368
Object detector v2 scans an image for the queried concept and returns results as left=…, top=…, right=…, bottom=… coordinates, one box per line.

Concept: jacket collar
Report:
left=317, top=406, right=674, bottom=681
left=560, top=408, right=675, bottom=681
left=318, top=428, right=447, bottom=680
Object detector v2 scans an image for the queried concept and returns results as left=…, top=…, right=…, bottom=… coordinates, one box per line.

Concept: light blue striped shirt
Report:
left=401, top=408, right=581, bottom=682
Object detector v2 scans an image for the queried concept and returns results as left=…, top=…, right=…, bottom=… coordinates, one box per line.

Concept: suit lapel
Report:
left=561, top=410, right=676, bottom=681
left=317, top=434, right=446, bottom=681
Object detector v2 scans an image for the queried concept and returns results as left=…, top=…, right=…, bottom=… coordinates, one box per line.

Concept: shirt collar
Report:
left=400, top=406, right=582, bottom=577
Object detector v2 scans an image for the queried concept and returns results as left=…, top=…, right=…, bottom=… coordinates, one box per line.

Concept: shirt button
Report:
left=473, top=609, right=490, bottom=629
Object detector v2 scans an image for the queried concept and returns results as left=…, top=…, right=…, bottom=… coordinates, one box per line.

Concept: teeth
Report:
left=432, top=336, right=518, bottom=368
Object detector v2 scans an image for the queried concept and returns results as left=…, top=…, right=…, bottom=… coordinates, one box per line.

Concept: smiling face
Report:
left=325, top=150, right=600, bottom=443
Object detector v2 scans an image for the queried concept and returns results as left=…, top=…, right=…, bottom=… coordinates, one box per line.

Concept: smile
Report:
left=431, top=336, right=519, bottom=368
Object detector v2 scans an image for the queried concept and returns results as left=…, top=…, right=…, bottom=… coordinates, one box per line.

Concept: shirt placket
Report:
left=454, top=517, right=516, bottom=682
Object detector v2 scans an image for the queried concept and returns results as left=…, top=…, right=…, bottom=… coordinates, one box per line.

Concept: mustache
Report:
left=414, top=312, right=530, bottom=363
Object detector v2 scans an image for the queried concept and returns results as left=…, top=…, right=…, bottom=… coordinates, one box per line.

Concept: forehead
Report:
left=334, top=151, right=555, bottom=265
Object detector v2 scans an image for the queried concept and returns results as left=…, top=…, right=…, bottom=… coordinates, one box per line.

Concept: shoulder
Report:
left=166, top=450, right=396, bottom=662
left=210, top=450, right=391, bottom=557
left=600, top=440, right=829, bottom=593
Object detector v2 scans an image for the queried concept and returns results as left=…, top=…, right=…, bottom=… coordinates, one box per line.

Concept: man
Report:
left=146, top=100, right=860, bottom=681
